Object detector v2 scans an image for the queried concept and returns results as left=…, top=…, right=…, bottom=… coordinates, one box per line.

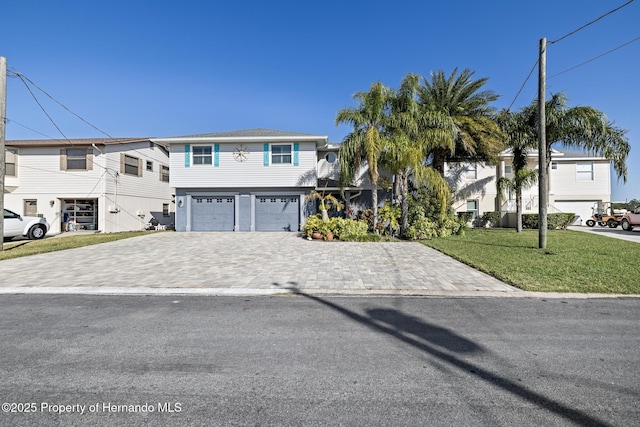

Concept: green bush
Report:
left=479, top=211, right=501, bottom=228
left=522, top=213, right=576, bottom=230
left=331, top=218, right=369, bottom=240
left=457, top=211, right=474, bottom=224
left=302, top=215, right=369, bottom=240
left=378, top=203, right=400, bottom=236
left=405, top=216, right=437, bottom=240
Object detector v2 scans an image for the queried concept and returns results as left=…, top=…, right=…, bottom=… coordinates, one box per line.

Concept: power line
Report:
left=5, top=117, right=57, bottom=139
left=507, top=59, right=539, bottom=111
left=8, top=68, right=113, bottom=138
left=549, top=0, right=635, bottom=45
left=550, top=35, right=640, bottom=78
left=14, top=72, right=71, bottom=141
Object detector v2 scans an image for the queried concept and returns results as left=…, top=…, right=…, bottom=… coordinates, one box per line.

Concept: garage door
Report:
left=191, top=197, right=235, bottom=231
left=554, top=201, right=597, bottom=226
left=255, top=196, right=299, bottom=231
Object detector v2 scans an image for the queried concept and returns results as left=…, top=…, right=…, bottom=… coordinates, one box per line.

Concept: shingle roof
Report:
left=6, top=137, right=151, bottom=147
left=170, top=128, right=324, bottom=138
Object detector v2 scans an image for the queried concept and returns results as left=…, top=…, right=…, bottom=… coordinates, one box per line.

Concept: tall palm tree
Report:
left=522, top=92, right=629, bottom=182
left=496, top=109, right=538, bottom=232
left=336, top=82, right=392, bottom=230
left=417, top=68, right=505, bottom=175
left=384, top=74, right=454, bottom=236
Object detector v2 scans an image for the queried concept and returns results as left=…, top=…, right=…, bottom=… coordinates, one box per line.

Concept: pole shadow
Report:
left=274, top=282, right=612, bottom=427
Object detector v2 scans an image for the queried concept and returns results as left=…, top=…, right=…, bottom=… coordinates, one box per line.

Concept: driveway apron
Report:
left=0, top=232, right=519, bottom=294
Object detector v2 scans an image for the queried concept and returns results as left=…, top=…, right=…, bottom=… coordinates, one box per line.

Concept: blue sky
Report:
left=2, top=0, right=638, bottom=201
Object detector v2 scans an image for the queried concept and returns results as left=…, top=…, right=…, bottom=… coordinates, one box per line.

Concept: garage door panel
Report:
left=191, top=197, right=235, bottom=231
left=554, top=201, right=597, bottom=226
left=255, top=197, right=299, bottom=231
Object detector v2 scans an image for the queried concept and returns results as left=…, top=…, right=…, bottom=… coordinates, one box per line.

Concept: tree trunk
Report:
left=400, top=170, right=409, bottom=237
left=321, top=209, right=329, bottom=222
left=371, top=181, right=379, bottom=232
left=516, top=189, right=522, bottom=233
left=394, top=172, right=402, bottom=206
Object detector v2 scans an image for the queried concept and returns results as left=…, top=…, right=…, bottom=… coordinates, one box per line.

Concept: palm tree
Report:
left=417, top=68, right=504, bottom=175
left=336, top=82, right=392, bottom=230
left=496, top=109, right=538, bottom=232
left=307, top=188, right=344, bottom=221
left=384, top=74, right=454, bottom=236
left=522, top=92, right=629, bottom=182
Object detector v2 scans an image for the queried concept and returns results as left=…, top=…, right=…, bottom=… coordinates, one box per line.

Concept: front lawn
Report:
left=421, top=228, right=640, bottom=294
left=1, top=231, right=150, bottom=261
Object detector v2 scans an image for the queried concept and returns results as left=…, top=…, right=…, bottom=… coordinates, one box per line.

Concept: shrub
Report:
left=378, top=203, right=400, bottom=236
left=522, top=213, right=576, bottom=230
left=405, top=216, right=437, bottom=240
left=457, top=211, right=474, bottom=224
left=479, top=211, right=501, bottom=228
left=331, top=218, right=369, bottom=240
left=302, top=215, right=369, bottom=240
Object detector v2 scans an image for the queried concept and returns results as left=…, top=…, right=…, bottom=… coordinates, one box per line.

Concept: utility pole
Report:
left=537, top=39, right=547, bottom=249
left=0, top=56, right=7, bottom=250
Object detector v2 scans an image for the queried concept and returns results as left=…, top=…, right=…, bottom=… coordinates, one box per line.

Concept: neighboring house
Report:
left=4, top=138, right=174, bottom=234
left=154, top=129, right=333, bottom=232
left=447, top=148, right=612, bottom=226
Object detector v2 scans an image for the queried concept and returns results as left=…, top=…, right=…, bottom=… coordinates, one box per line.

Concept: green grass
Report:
left=421, top=228, right=640, bottom=294
left=1, top=231, right=150, bottom=261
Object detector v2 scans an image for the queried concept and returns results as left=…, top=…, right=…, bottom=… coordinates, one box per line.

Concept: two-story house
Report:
left=4, top=138, right=174, bottom=234
left=153, top=129, right=332, bottom=232
left=447, top=148, right=612, bottom=226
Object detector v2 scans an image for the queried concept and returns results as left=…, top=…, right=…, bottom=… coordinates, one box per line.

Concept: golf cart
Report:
left=585, top=203, right=625, bottom=228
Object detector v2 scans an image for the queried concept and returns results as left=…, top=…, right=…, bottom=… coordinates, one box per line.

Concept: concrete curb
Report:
left=0, top=286, right=638, bottom=299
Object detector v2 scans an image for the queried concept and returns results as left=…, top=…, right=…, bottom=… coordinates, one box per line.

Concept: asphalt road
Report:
left=1, top=295, right=638, bottom=426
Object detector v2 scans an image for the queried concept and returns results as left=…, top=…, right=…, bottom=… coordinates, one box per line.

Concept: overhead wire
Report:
left=506, top=0, right=635, bottom=111
left=549, top=0, right=635, bottom=45
left=549, top=35, right=640, bottom=78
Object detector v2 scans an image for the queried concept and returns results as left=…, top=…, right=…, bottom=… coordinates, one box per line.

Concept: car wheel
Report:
left=621, top=219, right=634, bottom=232
left=598, top=222, right=607, bottom=227
left=28, top=225, right=46, bottom=240
left=607, top=219, right=618, bottom=228
left=586, top=219, right=595, bottom=227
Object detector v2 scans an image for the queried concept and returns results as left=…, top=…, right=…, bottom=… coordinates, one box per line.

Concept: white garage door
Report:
left=255, top=196, right=299, bottom=231
left=554, top=201, right=597, bottom=225
left=191, top=197, right=235, bottom=231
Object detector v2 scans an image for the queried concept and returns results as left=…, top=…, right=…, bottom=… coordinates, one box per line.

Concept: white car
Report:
left=3, top=208, right=50, bottom=240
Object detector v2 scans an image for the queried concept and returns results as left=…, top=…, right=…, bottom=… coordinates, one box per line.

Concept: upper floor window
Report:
left=325, top=152, right=337, bottom=164
left=504, top=165, right=512, bottom=174
left=551, top=161, right=558, bottom=170
left=193, top=146, right=212, bottom=165
left=464, top=163, right=477, bottom=180
left=5, top=148, right=16, bottom=176
left=271, top=144, right=292, bottom=164
left=160, top=165, right=170, bottom=182
left=146, top=160, right=154, bottom=172
left=576, top=162, right=593, bottom=181
left=121, top=154, right=142, bottom=177
left=60, top=148, right=93, bottom=171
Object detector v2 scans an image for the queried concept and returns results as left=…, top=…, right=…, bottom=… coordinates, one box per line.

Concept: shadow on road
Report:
left=274, top=282, right=612, bottom=427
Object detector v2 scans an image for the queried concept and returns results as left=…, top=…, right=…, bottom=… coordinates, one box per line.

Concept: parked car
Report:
left=621, top=206, right=640, bottom=231
left=3, top=208, right=50, bottom=240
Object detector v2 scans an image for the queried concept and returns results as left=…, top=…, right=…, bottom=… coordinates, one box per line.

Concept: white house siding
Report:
left=102, top=141, right=174, bottom=232
left=4, top=142, right=173, bottom=234
left=169, top=142, right=317, bottom=189
left=446, top=162, right=498, bottom=220
left=549, top=160, right=610, bottom=204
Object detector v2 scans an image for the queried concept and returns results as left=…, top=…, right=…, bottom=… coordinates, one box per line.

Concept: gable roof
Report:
left=152, top=128, right=329, bottom=147
left=6, top=137, right=152, bottom=147
left=173, top=128, right=323, bottom=138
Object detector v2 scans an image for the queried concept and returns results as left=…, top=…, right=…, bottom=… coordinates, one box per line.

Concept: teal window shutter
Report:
left=184, top=144, right=191, bottom=167
left=214, top=144, right=220, bottom=167
left=263, top=143, right=269, bottom=166
left=293, top=143, right=299, bottom=166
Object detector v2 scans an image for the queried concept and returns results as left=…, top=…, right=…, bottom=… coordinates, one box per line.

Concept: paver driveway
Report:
left=0, top=232, right=519, bottom=295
